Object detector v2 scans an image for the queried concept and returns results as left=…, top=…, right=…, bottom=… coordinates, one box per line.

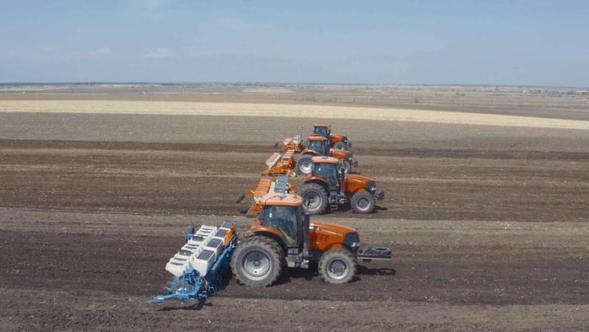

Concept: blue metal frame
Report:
left=150, top=234, right=236, bottom=305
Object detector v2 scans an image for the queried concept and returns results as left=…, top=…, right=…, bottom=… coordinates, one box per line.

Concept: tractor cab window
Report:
left=313, top=127, right=329, bottom=138
left=313, top=163, right=339, bottom=189
left=308, top=140, right=327, bottom=155
left=261, top=206, right=298, bottom=247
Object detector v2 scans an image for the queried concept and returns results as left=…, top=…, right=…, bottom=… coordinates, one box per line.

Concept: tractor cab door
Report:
left=308, top=140, right=327, bottom=155
left=261, top=206, right=299, bottom=247
left=313, top=163, right=339, bottom=191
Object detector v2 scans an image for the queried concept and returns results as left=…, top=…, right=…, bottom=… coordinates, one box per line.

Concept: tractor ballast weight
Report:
left=300, top=156, right=384, bottom=215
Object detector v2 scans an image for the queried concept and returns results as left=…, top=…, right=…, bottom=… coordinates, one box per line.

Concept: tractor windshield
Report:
left=308, top=140, right=327, bottom=155
left=261, top=206, right=299, bottom=247
left=313, top=127, right=329, bottom=138
left=313, top=163, right=339, bottom=189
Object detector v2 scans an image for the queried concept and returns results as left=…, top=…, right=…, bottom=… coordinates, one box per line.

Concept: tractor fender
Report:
left=301, top=149, right=320, bottom=156
left=302, top=177, right=328, bottom=187
left=245, top=220, right=288, bottom=252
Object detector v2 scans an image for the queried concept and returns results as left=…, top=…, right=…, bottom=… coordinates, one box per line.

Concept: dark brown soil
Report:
left=1, top=111, right=589, bottom=331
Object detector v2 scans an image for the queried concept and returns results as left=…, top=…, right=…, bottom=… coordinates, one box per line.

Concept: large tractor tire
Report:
left=351, top=190, right=375, bottom=214
left=301, top=183, right=329, bottom=215
left=296, top=155, right=314, bottom=175
left=231, top=236, right=285, bottom=287
left=318, top=248, right=357, bottom=284
left=333, top=141, right=346, bottom=150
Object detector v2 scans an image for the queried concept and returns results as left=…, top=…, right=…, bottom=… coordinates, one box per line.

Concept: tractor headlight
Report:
left=367, top=181, right=377, bottom=192
left=343, top=232, right=360, bottom=252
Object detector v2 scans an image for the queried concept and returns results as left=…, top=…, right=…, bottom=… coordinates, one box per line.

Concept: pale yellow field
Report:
left=2, top=99, right=589, bottom=130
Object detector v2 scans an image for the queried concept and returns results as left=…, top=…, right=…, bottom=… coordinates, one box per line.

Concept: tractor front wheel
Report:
left=231, top=236, right=285, bottom=287
left=301, top=183, right=329, bottom=215
left=318, top=249, right=357, bottom=284
left=296, top=155, right=314, bottom=175
left=351, top=190, right=375, bottom=214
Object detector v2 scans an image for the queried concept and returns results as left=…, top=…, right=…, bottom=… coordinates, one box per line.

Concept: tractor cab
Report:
left=313, top=124, right=350, bottom=150
left=306, top=135, right=329, bottom=155
left=310, top=156, right=343, bottom=191
left=307, top=135, right=329, bottom=155
left=313, top=124, right=331, bottom=138
left=259, top=194, right=304, bottom=247
left=300, top=156, right=384, bottom=215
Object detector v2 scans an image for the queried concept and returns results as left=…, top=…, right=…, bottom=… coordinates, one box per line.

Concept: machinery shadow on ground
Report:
left=157, top=301, right=211, bottom=311
left=357, top=265, right=396, bottom=276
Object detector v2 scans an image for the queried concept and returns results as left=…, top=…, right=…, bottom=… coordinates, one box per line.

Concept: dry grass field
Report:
left=0, top=84, right=588, bottom=330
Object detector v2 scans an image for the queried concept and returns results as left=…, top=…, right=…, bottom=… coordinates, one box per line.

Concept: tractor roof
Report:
left=260, top=193, right=302, bottom=207
left=312, top=156, right=339, bottom=164
left=308, top=135, right=328, bottom=141
left=314, top=124, right=330, bottom=128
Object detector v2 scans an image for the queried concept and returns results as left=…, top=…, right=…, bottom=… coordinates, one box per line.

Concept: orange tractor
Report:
left=231, top=188, right=391, bottom=287
left=300, top=156, right=384, bottom=214
left=296, top=135, right=357, bottom=175
left=152, top=185, right=391, bottom=305
left=313, top=124, right=351, bottom=150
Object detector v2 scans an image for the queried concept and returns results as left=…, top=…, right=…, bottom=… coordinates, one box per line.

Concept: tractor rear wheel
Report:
left=301, top=183, right=329, bottom=215
left=231, top=236, right=284, bottom=287
left=318, top=249, right=356, bottom=284
left=351, top=190, right=375, bottom=214
left=296, top=155, right=314, bottom=175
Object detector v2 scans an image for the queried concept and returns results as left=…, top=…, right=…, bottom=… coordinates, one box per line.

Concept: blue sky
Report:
left=0, top=0, right=588, bottom=86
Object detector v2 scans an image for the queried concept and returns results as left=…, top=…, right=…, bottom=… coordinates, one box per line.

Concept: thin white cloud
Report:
left=40, top=47, right=58, bottom=53
left=88, top=47, right=111, bottom=56
left=143, top=48, right=175, bottom=59
left=215, top=17, right=252, bottom=33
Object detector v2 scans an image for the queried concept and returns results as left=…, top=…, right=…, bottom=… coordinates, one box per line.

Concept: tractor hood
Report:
left=309, top=221, right=359, bottom=252
left=330, top=133, right=347, bottom=142
left=345, top=174, right=374, bottom=193
left=330, top=149, right=352, bottom=159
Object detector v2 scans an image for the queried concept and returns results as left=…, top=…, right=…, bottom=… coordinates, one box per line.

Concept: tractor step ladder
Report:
left=329, top=191, right=339, bottom=210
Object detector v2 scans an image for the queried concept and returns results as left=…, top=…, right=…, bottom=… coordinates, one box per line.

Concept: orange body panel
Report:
left=262, top=149, right=297, bottom=176
left=308, top=221, right=354, bottom=251
left=244, top=176, right=298, bottom=217
left=329, top=149, right=351, bottom=160
left=329, top=133, right=345, bottom=145
left=248, top=219, right=356, bottom=253
left=246, top=219, right=285, bottom=239
left=344, top=174, right=372, bottom=193
left=302, top=175, right=327, bottom=185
